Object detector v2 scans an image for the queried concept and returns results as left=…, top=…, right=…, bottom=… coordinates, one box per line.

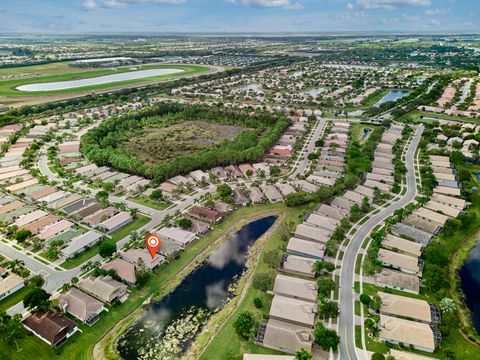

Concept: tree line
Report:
left=81, top=102, right=291, bottom=184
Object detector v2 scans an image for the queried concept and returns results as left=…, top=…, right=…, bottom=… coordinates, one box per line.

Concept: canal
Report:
left=460, top=237, right=480, bottom=333
left=116, top=215, right=277, bottom=360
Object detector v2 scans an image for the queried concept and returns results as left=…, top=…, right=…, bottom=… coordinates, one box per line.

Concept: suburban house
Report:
left=279, top=254, right=316, bottom=278
left=379, top=315, right=440, bottom=353
left=102, top=258, right=137, bottom=285
left=123, top=248, right=165, bottom=270
left=156, top=227, right=196, bottom=246
left=22, top=311, right=79, bottom=346
left=375, top=268, right=420, bottom=294
left=78, top=275, right=128, bottom=303
left=287, top=237, right=325, bottom=260
left=98, top=211, right=133, bottom=234
left=272, top=274, right=317, bottom=303
left=378, top=291, right=441, bottom=324
left=269, top=295, right=317, bottom=328
left=261, top=318, right=313, bottom=355
left=61, top=231, right=104, bottom=259
left=188, top=206, right=222, bottom=224
left=59, top=287, right=105, bottom=325
left=0, top=269, right=25, bottom=300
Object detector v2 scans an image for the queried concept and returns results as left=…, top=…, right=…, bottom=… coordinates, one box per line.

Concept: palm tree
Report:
left=312, top=260, right=325, bottom=277
left=6, top=259, right=25, bottom=274
left=295, top=348, right=312, bottom=360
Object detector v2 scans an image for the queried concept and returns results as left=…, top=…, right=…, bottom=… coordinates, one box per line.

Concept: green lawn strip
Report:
left=362, top=283, right=430, bottom=301
left=126, top=196, right=169, bottom=211
left=0, top=283, right=34, bottom=311
left=0, top=64, right=210, bottom=96
left=0, top=205, right=283, bottom=360
left=355, top=254, right=363, bottom=275
left=197, top=206, right=305, bottom=360
left=355, top=325, right=363, bottom=350
left=355, top=300, right=362, bottom=316
left=365, top=336, right=389, bottom=354
left=33, top=256, right=50, bottom=265
left=61, top=214, right=150, bottom=270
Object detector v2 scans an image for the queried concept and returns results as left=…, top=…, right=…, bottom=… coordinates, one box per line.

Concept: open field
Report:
left=123, top=120, right=247, bottom=166
left=0, top=61, right=93, bottom=78
left=0, top=64, right=209, bottom=96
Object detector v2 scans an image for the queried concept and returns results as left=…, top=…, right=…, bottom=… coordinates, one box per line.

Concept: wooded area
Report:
left=81, top=103, right=290, bottom=183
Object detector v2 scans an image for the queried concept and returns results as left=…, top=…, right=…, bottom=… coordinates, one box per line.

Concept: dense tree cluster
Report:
left=81, top=103, right=290, bottom=184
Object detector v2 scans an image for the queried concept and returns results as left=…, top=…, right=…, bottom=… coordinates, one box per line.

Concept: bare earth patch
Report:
left=122, top=120, right=246, bottom=165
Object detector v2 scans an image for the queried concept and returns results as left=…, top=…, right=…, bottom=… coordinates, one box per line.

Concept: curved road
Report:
left=337, top=124, right=424, bottom=360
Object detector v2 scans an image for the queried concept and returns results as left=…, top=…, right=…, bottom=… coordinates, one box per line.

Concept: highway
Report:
left=337, top=124, right=423, bottom=360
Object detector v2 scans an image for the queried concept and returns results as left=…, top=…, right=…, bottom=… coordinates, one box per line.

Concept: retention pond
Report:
left=116, top=215, right=277, bottom=360
left=16, top=68, right=184, bottom=92
left=460, top=236, right=480, bottom=333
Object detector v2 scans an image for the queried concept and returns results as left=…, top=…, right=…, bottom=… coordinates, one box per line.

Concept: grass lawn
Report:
left=127, top=196, right=169, bottom=211
left=0, top=205, right=295, bottom=360
left=60, top=214, right=150, bottom=269
left=355, top=326, right=363, bottom=349
left=197, top=205, right=306, bottom=360
left=0, top=64, right=210, bottom=96
left=350, top=123, right=379, bottom=144
left=0, top=284, right=34, bottom=312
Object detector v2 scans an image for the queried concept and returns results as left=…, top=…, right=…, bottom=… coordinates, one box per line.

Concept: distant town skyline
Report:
left=0, top=0, right=478, bottom=34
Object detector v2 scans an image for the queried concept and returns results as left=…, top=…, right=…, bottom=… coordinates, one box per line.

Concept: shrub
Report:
left=252, top=271, right=276, bottom=292
left=233, top=311, right=255, bottom=339
left=360, top=293, right=371, bottom=306
left=253, top=297, right=263, bottom=309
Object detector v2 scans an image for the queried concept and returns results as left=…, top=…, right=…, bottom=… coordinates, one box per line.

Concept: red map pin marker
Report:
left=146, top=233, right=161, bottom=259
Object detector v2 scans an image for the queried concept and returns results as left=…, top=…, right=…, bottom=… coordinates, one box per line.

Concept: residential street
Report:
left=336, top=125, right=424, bottom=360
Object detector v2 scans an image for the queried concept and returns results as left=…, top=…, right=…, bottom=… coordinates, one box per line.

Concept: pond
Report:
left=16, top=68, right=184, bottom=92
left=237, top=83, right=262, bottom=92
left=361, top=127, right=372, bottom=141
left=460, top=236, right=480, bottom=333
left=116, top=215, right=277, bottom=360
left=301, top=87, right=327, bottom=97
left=373, top=90, right=409, bottom=108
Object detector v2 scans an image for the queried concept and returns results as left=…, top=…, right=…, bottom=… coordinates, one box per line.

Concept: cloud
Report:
left=430, top=18, right=440, bottom=26
left=356, top=0, right=430, bottom=10
left=347, top=2, right=354, bottom=10
left=82, top=0, right=97, bottom=10
left=83, top=0, right=186, bottom=10
left=227, top=0, right=303, bottom=9
left=425, top=8, right=450, bottom=16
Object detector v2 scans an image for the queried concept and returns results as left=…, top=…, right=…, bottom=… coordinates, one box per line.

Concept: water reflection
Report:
left=460, top=238, right=480, bottom=332
left=116, top=216, right=277, bottom=360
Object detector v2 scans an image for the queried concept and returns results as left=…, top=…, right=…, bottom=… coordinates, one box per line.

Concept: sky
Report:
left=0, top=0, right=478, bottom=34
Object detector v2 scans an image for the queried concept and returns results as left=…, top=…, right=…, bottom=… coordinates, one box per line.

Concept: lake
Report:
left=16, top=68, right=184, bottom=92
left=116, top=216, right=277, bottom=360
left=374, top=90, right=409, bottom=108
left=460, top=237, right=480, bottom=333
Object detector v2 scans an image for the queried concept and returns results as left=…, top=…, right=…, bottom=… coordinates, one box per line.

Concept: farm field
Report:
left=0, top=63, right=210, bottom=96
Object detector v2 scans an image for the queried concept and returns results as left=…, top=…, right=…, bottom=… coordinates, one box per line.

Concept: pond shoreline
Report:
left=94, top=208, right=284, bottom=360
left=449, top=225, right=480, bottom=346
